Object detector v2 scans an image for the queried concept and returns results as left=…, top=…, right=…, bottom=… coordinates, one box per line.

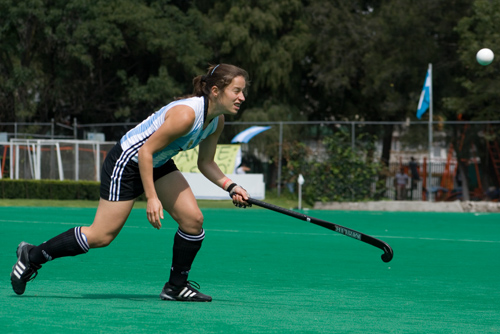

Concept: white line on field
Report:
left=1, top=219, right=499, bottom=243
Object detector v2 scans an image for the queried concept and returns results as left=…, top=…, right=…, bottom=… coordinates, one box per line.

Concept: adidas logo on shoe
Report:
left=11, top=242, right=41, bottom=295
left=160, top=281, right=212, bottom=302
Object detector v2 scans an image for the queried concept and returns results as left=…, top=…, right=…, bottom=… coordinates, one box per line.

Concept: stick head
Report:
left=381, top=248, right=393, bottom=262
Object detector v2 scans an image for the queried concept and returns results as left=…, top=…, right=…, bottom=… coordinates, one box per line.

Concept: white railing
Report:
left=7, top=139, right=115, bottom=182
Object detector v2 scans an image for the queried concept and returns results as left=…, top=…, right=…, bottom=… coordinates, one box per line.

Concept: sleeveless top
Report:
left=119, top=96, right=219, bottom=167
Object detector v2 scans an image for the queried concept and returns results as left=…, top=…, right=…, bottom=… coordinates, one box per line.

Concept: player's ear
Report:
left=211, top=85, right=219, bottom=97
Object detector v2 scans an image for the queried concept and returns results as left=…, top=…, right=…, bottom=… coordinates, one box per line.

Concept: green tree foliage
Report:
left=0, top=0, right=210, bottom=125
left=302, top=131, right=385, bottom=203
left=439, top=0, right=500, bottom=192
left=1, top=0, right=477, bottom=127
left=199, top=0, right=312, bottom=153
left=444, top=0, right=500, bottom=120
left=307, top=0, right=473, bottom=164
left=205, top=0, right=311, bottom=141
left=207, top=0, right=310, bottom=99
left=307, top=0, right=472, bottom=121
left=2, top=0, right=499, bottom=199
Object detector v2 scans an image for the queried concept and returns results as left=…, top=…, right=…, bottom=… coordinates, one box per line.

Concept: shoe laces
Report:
left=186, top=280, right=201, bottom=290
left=24, top=266, right=39, bottom=282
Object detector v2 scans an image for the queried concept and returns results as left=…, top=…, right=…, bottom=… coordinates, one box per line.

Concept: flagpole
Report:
left=428, top=63, right=433, bottom=202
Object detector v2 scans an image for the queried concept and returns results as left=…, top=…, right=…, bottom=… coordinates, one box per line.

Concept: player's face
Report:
left=220, top=76, right=246, bottom=115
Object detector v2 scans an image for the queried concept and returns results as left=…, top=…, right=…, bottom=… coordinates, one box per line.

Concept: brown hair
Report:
left=177, top=64, right=249, bottom=100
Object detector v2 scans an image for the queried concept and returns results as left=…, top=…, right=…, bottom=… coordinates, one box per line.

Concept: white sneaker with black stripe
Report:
left=11, top=242, right=41, bottom=295
left=160, top=281, right=212, bottom=302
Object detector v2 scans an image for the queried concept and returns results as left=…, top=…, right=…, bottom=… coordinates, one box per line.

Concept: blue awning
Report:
left=231, top=126, right=271, bottom=143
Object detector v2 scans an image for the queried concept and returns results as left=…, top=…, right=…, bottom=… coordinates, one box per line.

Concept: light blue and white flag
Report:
left=417, top=68, right=431, bottom=119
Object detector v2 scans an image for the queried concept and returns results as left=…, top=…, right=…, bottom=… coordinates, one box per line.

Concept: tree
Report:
left=198, top=0, right=313, bottom=176
left=0, top=0, right=211, bottom=129
left=306, top=0, right=472, bottom=165
left=204, top=0, right=311, bottom=119
left=303, top=131, right=385, bottom=203
left=444, top=0, right=500, bottom=120
left=443, top=0, right=500, bottom=189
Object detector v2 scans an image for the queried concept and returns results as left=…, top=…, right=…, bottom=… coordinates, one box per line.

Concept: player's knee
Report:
left=179, top=212, right=204, bottom=235
left=190, top=212, right=205, bottom=231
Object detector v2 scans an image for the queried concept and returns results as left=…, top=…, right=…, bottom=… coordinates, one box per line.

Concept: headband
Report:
left=210, top=64, right=220, bottom=76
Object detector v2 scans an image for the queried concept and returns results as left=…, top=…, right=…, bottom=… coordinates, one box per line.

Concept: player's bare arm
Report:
left=198, top=116, right=249, bottom=206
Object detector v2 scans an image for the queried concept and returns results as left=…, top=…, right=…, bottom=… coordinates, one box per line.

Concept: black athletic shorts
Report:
left=100, top=142, right=178, bottom=201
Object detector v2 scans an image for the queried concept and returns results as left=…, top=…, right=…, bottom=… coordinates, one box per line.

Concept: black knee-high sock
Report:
left=28, top=227, right=90, bottom=266
left=169, top=229, right=205, bottom=286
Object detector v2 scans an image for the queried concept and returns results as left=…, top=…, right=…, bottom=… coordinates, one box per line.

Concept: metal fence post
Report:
left=73, top=118, right=78, bottom=139
left=51, top=118, right=55, bottom=139
left=277, top=122, right=283, bottom=197
left=351, top=122, right=355, bottom=150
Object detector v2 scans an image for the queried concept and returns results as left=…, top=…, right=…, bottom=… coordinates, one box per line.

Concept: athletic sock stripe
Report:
left=177, top=229, right=205, bottom=242
left=74, top=227, right=89, bottom=253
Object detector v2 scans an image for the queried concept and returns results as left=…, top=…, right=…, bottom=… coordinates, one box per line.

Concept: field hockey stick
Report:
left=246, top=198, right=394, bottom=263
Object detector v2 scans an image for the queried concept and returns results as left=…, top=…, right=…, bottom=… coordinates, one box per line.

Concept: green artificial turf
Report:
left=1, top=206, right=499, bottom=333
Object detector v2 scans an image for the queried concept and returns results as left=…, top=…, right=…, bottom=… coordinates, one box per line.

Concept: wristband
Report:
left=227, top=183, right=238, bottom=193
left=222, top=178, right=232, bottom=190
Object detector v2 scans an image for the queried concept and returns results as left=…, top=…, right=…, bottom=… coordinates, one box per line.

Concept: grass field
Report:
left=1, top=203, right=499, bottom=333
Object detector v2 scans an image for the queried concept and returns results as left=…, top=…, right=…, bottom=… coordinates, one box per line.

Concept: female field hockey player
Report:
left=10, top=64, right=250, bottom=302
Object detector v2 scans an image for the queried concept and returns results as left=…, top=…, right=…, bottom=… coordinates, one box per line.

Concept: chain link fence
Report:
left=1, top=119, right=500, bottom=202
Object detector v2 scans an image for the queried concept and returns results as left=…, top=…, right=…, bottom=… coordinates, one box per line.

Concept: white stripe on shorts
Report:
left=108, top=140, right=145, bottom=201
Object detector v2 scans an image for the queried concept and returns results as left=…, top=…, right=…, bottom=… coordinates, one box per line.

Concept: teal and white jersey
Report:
left=120, top=96, right=219, bottom=168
